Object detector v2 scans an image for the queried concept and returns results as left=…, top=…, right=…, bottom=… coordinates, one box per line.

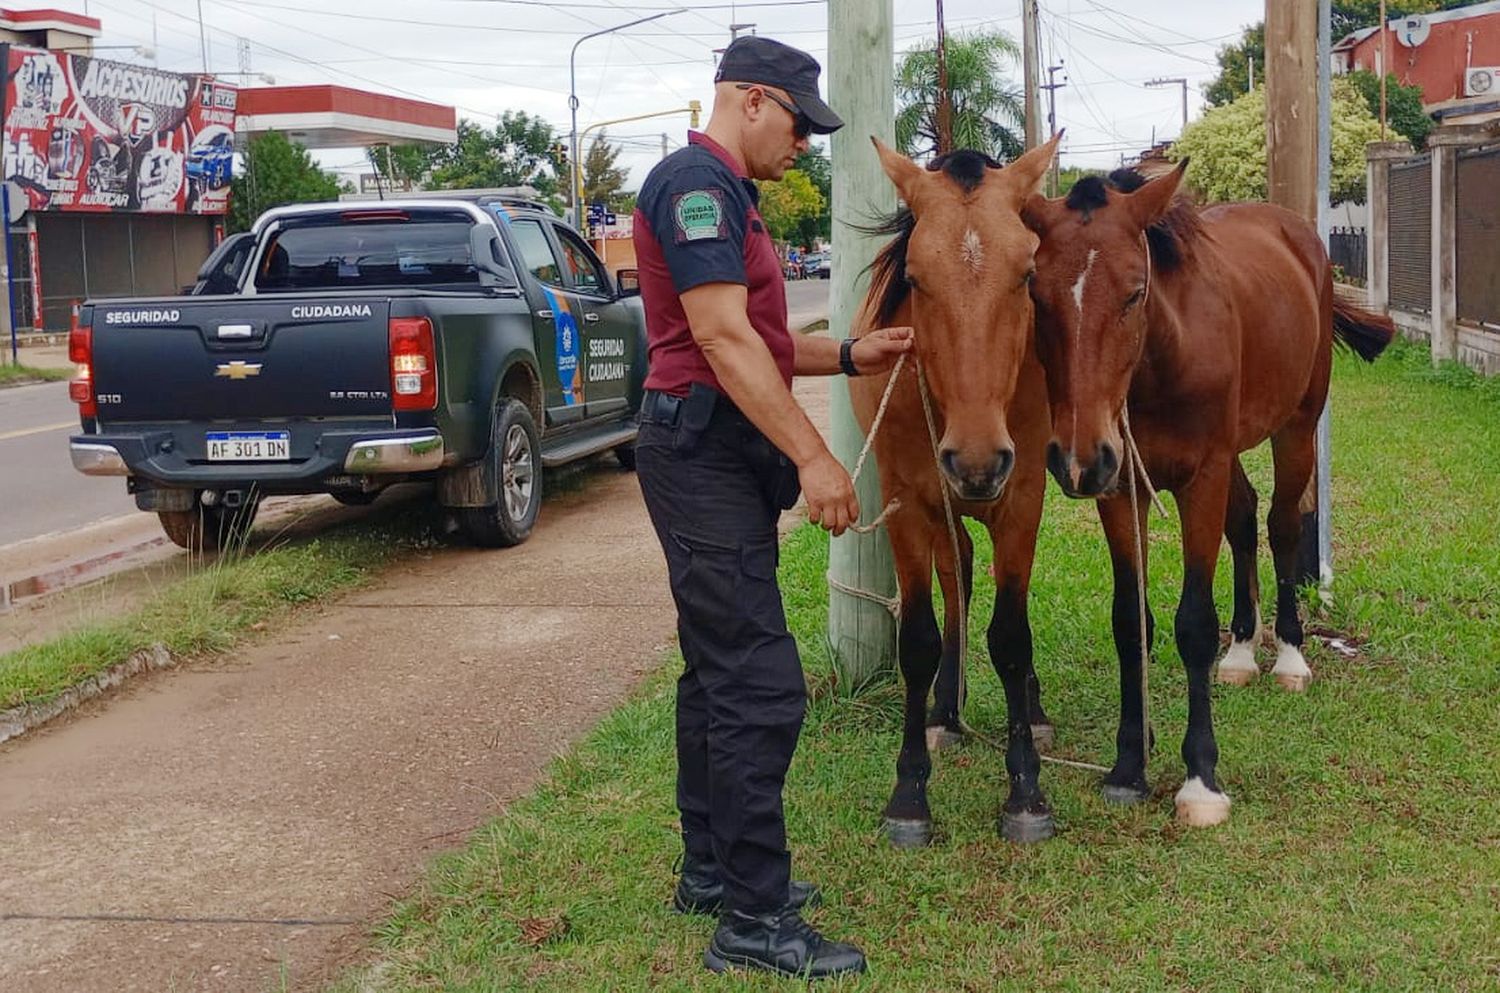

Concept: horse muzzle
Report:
left=939, top=447, right=1015, bottom=503
left=1046, top=440, right=1120, bottom=498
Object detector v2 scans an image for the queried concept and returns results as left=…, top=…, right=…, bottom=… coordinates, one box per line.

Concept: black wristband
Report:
left=839, top=337, right=861, bottom=377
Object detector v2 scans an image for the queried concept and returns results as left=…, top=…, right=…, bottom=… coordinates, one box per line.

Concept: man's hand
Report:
left=799, top=452, right=859, bottom=536
left=852, top=326, right=914, bottom=374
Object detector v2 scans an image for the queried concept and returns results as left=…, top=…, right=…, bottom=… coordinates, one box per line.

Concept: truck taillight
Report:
left=389, top=317, right=436, bottom=411
left=68, top=323, right=96, bottom=418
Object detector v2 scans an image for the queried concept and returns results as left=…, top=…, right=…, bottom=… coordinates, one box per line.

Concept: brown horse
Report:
left=848, top=136, right=1059, bottom=846
left=1020, top=164, right=1393, bottom=826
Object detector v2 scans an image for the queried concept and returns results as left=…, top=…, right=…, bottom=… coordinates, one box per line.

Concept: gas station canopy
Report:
left=235, top=85, right=457, bottom=149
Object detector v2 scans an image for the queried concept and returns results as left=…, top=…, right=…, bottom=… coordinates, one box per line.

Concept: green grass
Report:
left=0, top=363, right=71, bottom=387
left=332, top=340, right=1500, bottom=992
left=0, top=509, right=435, bottom=711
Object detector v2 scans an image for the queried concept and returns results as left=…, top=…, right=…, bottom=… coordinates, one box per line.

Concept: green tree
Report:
left=1170, top=78, right=1383, bottom=205
left=582, top=131, right=629, bottom=210
left=1204, top=23, right=1264, bottom=108
left=756, top=169, right=825, bottom=242
left=1345, top=69, right=1433, bottom=149
left=896, top=30, right=1025, bottom=161
left=229, top=131, right=347, bottom=233
left=425, top=112, right=560, bottom=194
left=1055, top=166, right=1105, bottom=198
left=364, top=142, right=430, bottom=189
left=792, top=146, right=831, bottom=247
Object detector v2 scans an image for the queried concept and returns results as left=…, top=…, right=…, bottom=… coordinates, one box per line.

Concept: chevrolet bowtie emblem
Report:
left=215, top=361, right=263, bottom=380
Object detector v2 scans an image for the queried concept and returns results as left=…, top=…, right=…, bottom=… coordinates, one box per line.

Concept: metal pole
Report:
left=569, top=11, right=679, bottom=231
left=1022, top=0, right=1040, bottom=148
left=196, top=0, right=208, bottom=74
left=1315, top=0, right=1334, bottom=589
left=2, top=185, right=16, bottom=366
left=1379, top=0, right=1389, bottom=141
left=827, top=0, right=897, bottom=687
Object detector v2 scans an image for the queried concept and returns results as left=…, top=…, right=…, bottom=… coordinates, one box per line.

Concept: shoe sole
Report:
left=703, top=944, right=865, bottom=979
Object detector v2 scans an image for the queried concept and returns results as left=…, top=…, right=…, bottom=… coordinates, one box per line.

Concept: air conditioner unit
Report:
left=1464, top=66, right=1499, bottom=98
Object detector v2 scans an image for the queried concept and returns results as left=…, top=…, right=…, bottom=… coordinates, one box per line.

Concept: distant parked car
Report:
left=802, top=251, right=831, bottom=279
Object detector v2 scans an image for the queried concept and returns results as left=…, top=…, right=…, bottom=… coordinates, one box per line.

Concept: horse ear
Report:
left=871, top=137, right=925, bottom=203
left=1127, top=159, right=1188, bottom=228
left=1020, top=192, right=1060, bottom=234
left=1000, top=132, right=1062, bottom=201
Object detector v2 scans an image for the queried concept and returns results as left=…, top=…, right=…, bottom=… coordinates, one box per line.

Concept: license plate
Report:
left=206, top=431, right=290, bottom=461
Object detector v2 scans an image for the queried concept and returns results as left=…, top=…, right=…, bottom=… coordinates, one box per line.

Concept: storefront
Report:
left=2, top=40, right=235, bottom=331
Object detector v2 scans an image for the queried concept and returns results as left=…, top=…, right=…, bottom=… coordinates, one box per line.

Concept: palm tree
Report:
left=895, top=30, right=1026, bottom=162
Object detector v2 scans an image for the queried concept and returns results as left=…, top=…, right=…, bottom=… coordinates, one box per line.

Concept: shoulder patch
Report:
left=672, top=188, right=728, bottom=244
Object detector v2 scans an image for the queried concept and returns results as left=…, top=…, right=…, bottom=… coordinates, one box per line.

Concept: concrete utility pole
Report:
left=1040, top=62, right=1066, bottom=192
left=1145, top=77, right=1189, bottom=134
left=1022, top=0, right=1041, bottom=148
left=1266, top=0, right=1332, bottom=587
left=826, top=0, right=897, bottom=687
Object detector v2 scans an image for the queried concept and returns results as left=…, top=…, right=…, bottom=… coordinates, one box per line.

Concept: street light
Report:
left=569, top=10, right=685, bottom=230
left=1145, top=76, right=1190, bottom=136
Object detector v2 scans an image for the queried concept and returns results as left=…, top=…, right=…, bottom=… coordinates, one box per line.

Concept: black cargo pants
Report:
left=635, top=387, right=805, bottom=915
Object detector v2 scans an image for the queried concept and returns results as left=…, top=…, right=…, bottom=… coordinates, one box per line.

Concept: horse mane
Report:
left=1063, top=167, right=1202, bottom=273
left=864, top=149, right=1005, bottom=324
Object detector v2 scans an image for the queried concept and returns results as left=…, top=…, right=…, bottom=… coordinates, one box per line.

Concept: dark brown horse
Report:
left=849, top=136, right=1059, bottom=846
left=1021, top=164, right=1393, bottom=826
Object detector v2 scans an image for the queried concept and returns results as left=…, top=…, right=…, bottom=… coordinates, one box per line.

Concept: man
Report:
left=631, top=35, right=911, bottom=980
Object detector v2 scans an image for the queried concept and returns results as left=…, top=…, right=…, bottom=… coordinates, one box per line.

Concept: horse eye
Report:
left=906, top=274, right=921, bottom=292
left=1023, top=269, right=1036, bottom=288
left=1124, top=288, right=1145, bottom=309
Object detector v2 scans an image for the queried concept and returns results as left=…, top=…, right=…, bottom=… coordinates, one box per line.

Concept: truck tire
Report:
left=458, top=399, right=542, bottom=547
left=158, top=496, right=260, bottom=552
left=330, top=489, right=380, bottom=506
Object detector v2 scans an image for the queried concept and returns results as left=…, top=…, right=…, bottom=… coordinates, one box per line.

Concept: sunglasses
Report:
left=736, top=83, right=812, bottom=139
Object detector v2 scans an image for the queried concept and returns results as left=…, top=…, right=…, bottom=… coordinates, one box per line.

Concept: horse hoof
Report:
left=1216, top=664, right=1258, bottom=687
left=1000, top=810, right=1055, bottom=844
left=1030, top=723, right=1056, bottom=753
left=925, top=725, right=963, bottom=752
left=883, top=817, right=934, bottom=849
left=1174, top=777, right=1231, bottom=827
left=1101, top=782, right=1151, bottom=806
left=1275, top=671, right=1312, bottom=692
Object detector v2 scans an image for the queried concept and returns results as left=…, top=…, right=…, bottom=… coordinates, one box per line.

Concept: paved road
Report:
left=785, top=276, right=831, bottom=332
left=0, top=381, right=135, bottom=547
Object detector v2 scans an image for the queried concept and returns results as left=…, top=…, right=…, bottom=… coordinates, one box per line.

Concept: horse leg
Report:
left=1172, top=459, right=1234, bottom=827
left=925, top=523, right=973, bottom=751
left=1267, top=421, right=1318, bottom=692
left=1096, top=490, right=1156, bottom=804
left=882, top=521, right=942, bottom=849
left=986, top=515, right=1053, bottom=843
left=1216, top=457, right=1264, bottom=686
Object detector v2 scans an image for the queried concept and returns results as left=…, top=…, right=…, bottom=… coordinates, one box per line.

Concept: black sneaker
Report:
left=671, top=855, right=820, bottom=916
left=704, top=907, right=867, bottom=979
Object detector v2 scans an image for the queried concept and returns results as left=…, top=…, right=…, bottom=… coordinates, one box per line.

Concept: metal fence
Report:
left=1456, top=145, right=1500, bottom=330
left=1388, top=156, right=1432, bottom=314
left=1329, top=227, right=1367, bottom=287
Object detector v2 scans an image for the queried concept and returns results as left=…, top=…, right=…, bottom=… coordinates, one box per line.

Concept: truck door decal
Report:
left=543, top=286, right=583, bottom=407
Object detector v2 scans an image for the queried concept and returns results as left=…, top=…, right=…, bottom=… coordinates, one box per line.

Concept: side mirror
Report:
left=615, top=268, right=641, bottom=298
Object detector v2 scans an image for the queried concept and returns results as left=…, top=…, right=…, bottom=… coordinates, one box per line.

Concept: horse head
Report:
left=1021, top=161, right=1187, bottom=498
left=872, top=134, right=1058, bottom=502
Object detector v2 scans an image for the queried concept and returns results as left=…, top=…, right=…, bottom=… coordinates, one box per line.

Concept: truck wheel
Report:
left=331, top=489, right=380, bottom=507
left=614, top=441, right=637, bottom=471
left=458, top=399, right=542, bottom=547
left=158, top=495, right=260, bottom=552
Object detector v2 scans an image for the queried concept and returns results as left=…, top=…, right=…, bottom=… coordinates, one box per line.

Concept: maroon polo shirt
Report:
left=632, top=131, right=793, bottom=396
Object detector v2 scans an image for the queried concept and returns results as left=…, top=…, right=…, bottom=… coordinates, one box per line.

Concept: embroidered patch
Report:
left=672, top=188, right=727, bottom=243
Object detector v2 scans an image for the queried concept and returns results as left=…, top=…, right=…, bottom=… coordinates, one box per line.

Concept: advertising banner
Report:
left=3, top=47, right=237, bottom=214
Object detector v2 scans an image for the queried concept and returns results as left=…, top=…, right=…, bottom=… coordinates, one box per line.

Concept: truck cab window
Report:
left=554, top=226, right=608, bottom=296
left=507, top=219, right=564, bottom=287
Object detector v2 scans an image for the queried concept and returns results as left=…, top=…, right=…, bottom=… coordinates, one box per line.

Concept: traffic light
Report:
left=552, top=142, right=569, bottom=168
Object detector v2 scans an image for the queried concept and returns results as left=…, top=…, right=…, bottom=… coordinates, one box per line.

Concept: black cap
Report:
left=714, top=36, right=843, bottom=135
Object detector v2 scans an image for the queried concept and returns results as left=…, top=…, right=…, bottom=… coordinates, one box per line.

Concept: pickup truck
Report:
left=68, top=193, right=648, bottom=550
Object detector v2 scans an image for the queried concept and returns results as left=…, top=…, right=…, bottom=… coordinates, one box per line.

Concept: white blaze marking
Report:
left=1272, top=637, right=1313, bottom=680
left=961, top=228, right=983, bottom=271
left=1072, top=248, right=1098, bottom=315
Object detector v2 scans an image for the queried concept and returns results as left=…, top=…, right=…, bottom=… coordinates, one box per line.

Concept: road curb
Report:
left=0, top=643, right=177, bottom=747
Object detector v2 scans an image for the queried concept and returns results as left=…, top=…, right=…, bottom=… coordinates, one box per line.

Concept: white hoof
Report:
left=1272, top=638, right=1313, bottom=692
left=925, top=725, right=963, bottom=752
left=1174, top=776, right=1231, bottom=827
left=1216, top=638, right=1260, bottom=686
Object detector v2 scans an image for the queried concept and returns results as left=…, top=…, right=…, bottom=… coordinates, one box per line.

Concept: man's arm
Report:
left=792, top=328, right=914, bottom=376
left=679, top=283, right=859, bottom=534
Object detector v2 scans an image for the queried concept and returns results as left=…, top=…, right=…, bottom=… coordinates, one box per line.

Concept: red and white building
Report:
left=1335, top=1, right=1500, bottom=125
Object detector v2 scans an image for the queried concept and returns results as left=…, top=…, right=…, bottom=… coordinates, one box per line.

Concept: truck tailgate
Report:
left=92, top=299, right=394, bottom=423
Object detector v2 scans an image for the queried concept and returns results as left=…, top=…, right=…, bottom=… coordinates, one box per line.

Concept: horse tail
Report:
left=1331, top=297, right=1396, bottom=363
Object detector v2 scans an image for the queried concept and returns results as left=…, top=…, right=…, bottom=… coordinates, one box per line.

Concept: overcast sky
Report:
left=60, top=0, right=1269, bottom=184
